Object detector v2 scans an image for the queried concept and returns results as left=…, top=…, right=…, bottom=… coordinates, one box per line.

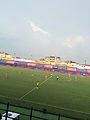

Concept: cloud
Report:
left=29, top=21, right=48, bottom=35
left=63, top=36, right=84, bottom=48
left=63, top=40, right=73, bottom=48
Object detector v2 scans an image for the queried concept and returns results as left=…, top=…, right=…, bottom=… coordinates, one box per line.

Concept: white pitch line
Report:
left=22, top=99, right=90, bottom=115
left=19, top=76, right=52, bottom=100
left=0, top=94, right=19, bottom=100
left=0, top=93, right=90, bottom=115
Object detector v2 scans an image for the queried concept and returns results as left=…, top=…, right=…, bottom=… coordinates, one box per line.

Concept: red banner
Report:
left=44, top=65, right=53, bottom=68
left=87, top=69, right=90, bottom=73
left=6, top=60, right=15, bottom=64
left=67, top=67, right=76, bottom=71
left=27, top=63, right=36, bottom=66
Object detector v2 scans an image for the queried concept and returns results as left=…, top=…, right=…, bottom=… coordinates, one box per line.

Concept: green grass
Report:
left=0, top=65, right=90, bottom=119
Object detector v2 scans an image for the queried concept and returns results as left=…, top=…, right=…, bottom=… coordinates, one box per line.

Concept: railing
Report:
left=0, top=102, right=81, bottom=120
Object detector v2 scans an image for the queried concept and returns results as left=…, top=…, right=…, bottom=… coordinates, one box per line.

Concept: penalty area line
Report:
left=19, top=76, right=52, bottom=100
left=0, top=93, right=90, bottom=115
left=0, top=94, right=19, bottom=101
left=22, top=99, right=90, bottom=115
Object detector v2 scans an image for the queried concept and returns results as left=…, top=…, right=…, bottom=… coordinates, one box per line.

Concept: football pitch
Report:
left=0, top=65, right=90, bottom=119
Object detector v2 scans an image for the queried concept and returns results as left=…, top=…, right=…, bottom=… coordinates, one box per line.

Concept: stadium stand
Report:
left=0, top=59, right=90, bottom=77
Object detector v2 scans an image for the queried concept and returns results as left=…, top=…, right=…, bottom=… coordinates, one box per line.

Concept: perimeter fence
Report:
left=0, top=102, right=82, bottom=120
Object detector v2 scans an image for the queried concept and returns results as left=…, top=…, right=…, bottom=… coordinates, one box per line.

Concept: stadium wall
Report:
left=0, top=59, right=90, bottom=77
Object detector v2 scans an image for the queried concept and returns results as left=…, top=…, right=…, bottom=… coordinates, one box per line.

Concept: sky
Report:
left=0, top=0, right=90, bottom=64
